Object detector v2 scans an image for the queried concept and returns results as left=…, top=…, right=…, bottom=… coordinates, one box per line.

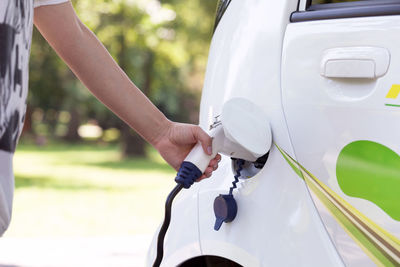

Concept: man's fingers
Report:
left=196, top=154, right=222, bottom=182
left=193, top=126, right=212, bottom=155
left=196, top=169, right=212, bottom=182
left=208, top=154, right=221, bottom=169
left=204, top=167, right=213, bottom=177
left=196, top=167, right=213, bottom=181
left=209, top=159, right=219, bottom=170
left=196, top=174, right=207, bottom=182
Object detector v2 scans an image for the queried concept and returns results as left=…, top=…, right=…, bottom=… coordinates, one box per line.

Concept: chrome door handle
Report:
left=320, top=47, right=390, bottom=79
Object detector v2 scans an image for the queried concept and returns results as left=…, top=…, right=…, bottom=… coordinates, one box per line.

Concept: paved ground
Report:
left=0, top=235, right=153, bottom=267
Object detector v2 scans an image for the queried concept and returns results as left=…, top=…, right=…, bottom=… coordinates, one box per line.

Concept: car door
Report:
left=281, top=1, right=400, bottom=266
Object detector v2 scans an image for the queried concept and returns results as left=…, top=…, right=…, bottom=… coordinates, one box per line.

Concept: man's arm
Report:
left=34, top=1, right=170, bottom=147
left=34, top=2, right=220, bottom=177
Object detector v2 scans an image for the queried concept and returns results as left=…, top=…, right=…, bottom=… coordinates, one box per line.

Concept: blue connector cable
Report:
left=229, top=159, right=244, bottom=195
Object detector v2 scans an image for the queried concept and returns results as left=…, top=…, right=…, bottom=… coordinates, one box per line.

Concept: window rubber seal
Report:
left=291, top=2, right=400, bottom=22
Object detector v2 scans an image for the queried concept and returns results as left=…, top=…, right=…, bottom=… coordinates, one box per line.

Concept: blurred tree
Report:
left=28, top=0, right=216, bottom=157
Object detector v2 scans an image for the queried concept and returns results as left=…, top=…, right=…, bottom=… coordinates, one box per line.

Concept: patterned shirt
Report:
left=0, top=0, right=68, bottom=236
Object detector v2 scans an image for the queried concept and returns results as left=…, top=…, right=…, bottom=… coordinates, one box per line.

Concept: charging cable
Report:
left=152, top=162, right=203, bottom=267
left=152, top=184, right=182, bottom=267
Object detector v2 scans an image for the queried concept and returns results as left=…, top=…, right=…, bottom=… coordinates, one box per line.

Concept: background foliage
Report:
left=27, top=0, right=216, bottom=156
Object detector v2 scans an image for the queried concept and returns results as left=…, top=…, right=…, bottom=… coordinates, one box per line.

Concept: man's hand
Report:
left=154, top=122, right=221, bottom=181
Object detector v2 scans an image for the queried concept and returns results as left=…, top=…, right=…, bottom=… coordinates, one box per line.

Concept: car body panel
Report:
left=282, top=15, right=400, bottom=266
left=196, top=0, right=342, bottom=266
left=147, top=1, right=400, bottom=266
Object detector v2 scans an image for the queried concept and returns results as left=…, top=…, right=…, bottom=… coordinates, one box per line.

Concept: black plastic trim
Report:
left=308, top=0, right=400, bottom=10
left=213, top=0, right=232, bottom=33
left=291, top=2, right=400, bottom=22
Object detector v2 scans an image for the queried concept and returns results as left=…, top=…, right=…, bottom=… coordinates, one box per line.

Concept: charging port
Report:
left=231, top=152, right=269, bottom=179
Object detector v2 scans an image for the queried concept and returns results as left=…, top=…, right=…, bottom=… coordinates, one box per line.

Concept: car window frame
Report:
left=291, top=0, right=400, bottom=22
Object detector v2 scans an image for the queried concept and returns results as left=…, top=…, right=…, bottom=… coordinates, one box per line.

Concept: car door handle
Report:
left=320, top=47, right=390, bottom=79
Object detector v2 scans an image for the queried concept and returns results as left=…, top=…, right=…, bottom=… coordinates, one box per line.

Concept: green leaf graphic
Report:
left=337, top=141, right=400, bottom=221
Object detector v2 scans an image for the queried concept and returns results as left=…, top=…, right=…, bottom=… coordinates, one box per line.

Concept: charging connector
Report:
left=175, top=161, right=203, bottom=188
left=152, top=98, right=272, bottom=266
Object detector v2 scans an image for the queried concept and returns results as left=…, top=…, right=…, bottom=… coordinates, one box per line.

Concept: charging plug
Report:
left=175, top=161, right=203, bottom=188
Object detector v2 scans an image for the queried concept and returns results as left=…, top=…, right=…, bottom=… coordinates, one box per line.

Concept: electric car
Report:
left=147, top=0, right=400, bottom=266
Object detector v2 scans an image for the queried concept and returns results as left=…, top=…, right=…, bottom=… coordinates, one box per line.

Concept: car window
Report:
left=312, top=0, right=373, bottom=4
left=292, top=0, right=400, bottom=22
left=310, top=0, right=400, bottom=7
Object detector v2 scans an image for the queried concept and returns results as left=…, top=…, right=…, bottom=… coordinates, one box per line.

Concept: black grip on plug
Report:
left=175, top=161, right=203, bottom=189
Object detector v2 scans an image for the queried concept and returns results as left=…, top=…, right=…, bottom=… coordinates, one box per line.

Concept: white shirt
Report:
left=0, top=0, right=68, bottom=236
left=34, top=0, right=69, bottom=8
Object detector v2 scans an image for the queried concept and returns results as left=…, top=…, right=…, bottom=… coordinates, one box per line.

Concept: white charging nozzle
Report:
left=175, top=98, right=272, bottom=188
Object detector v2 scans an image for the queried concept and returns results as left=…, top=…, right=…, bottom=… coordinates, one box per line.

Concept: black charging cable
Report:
left=153, top=161, right=202, bottom=267
left=153, top=184, right=183, bottom=267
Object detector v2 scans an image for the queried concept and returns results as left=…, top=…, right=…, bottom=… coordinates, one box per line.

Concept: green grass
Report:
left=5, top=143, right=176, bottom=237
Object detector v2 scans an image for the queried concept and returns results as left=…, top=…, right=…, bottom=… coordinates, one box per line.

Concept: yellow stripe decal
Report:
left=386, top=84, right=400, bottom=99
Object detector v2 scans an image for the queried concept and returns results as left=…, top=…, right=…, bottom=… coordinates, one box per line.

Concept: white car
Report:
left=147, top=0, right=400, bottom=266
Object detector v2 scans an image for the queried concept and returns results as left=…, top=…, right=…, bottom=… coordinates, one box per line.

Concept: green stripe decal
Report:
left=276, top=144, right=400, bottom=266
left=278, top=146, right=304, bottom=180
left=385, top=104, right=400, bottom=108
